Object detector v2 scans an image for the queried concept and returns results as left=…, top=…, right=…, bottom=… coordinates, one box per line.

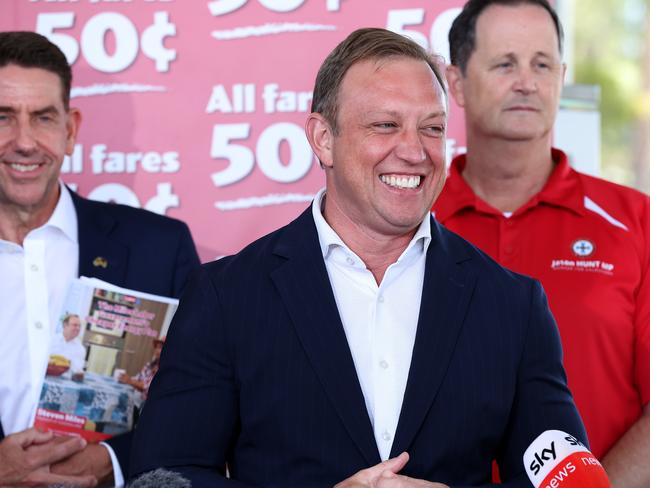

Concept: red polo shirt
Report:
left=434, top=149, right=650, bottom=459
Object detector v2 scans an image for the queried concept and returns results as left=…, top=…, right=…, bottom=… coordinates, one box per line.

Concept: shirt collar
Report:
left=434, top=148, right=585, bottom=221
left=44, top=182, right=79, bottom=244
left=536, top=148, right=585, bottom=215
left=0, top=182, right=78, bottom=252
left=311, top=188, right=432, bottom=260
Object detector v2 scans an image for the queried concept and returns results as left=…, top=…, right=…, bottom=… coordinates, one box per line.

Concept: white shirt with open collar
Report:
left=0, top=183, right=124, bottom=486
left=311, top=188, right=432, bottom=461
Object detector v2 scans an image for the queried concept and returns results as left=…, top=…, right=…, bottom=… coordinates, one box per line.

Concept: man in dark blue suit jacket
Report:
left=131, top=28, right=586, bottom=487
left=0, top=192, right=199, bottom=486
left=0, top=32, right=199, bottom=486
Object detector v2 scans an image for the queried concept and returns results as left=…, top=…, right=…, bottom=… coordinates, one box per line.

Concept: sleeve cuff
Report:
left=100, top=441, right=125, bottom=487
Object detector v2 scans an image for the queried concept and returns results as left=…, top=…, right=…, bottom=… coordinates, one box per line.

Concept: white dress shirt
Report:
left=0, top=183, right=78, bottom=435
left=0, top=183, right=124, bottom=486
left=311, top=188, right=431, bottom=461
left=49, top=334, right=86, bottom=374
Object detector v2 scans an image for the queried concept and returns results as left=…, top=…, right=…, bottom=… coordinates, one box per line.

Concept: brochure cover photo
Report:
left=34, top=277, right=178, bottom=441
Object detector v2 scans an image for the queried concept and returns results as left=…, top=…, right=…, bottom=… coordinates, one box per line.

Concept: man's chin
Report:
left=377, top=214, right=428, bottom=237
left=497, top=127, right=550, bottom=142
left=3, top=185, right=57, bottom=213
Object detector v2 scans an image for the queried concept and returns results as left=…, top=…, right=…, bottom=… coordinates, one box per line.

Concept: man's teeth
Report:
left=380, top=174, right=421, bottom=189
left=10, top=163, right=39, bottom=172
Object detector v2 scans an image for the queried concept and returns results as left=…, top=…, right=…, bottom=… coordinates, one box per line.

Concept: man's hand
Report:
left=0, top=427, right=96, bottom=487
left=375, top=470, right=449, bottom=488
left=335, top=453, right=410, bottom=487
left=51, top=443, right=114, bottom=487
left=334, top=453, right=449, bottom=488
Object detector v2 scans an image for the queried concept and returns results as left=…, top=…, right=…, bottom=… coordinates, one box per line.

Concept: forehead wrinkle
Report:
left=476, top=7, right=561, bottom=57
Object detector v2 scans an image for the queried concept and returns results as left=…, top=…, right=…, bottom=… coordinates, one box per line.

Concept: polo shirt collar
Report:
left=536, top=148, right=585, bottom=216
left=435, top=148, right=585, bottom=221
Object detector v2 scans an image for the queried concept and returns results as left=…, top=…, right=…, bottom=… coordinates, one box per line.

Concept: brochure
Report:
left=34, top=277, right=178, bottom=441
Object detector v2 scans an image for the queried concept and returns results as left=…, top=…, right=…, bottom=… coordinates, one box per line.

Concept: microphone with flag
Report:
left=523, top=430, right=611, bottom=488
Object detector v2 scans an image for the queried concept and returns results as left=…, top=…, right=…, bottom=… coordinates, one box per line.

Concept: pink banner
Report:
left=2, top=0, right=467, bottom=261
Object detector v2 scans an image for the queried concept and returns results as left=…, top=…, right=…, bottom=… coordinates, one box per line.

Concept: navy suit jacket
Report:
left=130, top=208, right=586, bottom=487
left=0, top=192, right=200, bottom=475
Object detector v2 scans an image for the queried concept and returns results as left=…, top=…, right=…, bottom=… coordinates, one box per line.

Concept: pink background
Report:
left=2, top=0, right=467, bottom=261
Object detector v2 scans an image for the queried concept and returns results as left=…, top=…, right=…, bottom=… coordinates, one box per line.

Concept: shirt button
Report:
left=34, top=321, right=43, bottom=329
left=346, top=257, right=354, bottom=265
left=379, top=360, right=389, bottom=369
left=382, top=431, right=392, bottom=442
left=378, top=295, right=385, bottom=303
left=30, top=264, right=39, bottom=272
left=504, top=246, right=514, bottom=254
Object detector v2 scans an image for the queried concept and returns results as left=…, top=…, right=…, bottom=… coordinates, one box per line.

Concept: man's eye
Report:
left=375, top=122, right=396, bottom=129
left=424, top=125, right=444, bottom=136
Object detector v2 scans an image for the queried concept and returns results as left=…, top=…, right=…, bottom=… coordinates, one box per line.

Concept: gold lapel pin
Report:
left=93, top=256, right=108, bottom=268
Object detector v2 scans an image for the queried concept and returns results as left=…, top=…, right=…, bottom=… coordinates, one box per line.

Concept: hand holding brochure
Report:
left=34, top=277, right=178, bottom=441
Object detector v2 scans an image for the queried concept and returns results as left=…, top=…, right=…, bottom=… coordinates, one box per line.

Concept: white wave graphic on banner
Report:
left=71, top=84, right=167, bottom=98
left=212, top=23, right=336, bottom=40
left=215, top=193, right=315, bottom=210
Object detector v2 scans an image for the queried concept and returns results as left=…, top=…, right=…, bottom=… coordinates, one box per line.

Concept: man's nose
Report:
left=395, top=129, right=426, bottom=164
left=14, top=120, right=38, bottom=154
left=513, top=68, right=538, bottom=94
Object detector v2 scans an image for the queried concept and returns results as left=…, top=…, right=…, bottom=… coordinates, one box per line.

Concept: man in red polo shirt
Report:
left=435, top=0, right=650, bottom=485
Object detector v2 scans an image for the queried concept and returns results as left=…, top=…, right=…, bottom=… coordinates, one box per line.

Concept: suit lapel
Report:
left=72, top=192, right=129, bottom=284
left=391, top=217, right=477, bottom=457
left=270, top=209, right=381, bottom=466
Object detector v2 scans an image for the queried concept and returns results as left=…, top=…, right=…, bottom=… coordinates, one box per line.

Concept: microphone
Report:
left=129, top=468, right=191, bottom=488
left=523, top=430, right=610, bottom=488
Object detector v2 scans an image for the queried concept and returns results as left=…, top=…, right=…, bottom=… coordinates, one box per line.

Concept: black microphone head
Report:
left=129, top=468, right=191, bottom=488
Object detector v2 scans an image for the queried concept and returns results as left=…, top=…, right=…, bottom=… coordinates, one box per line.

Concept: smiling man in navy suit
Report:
left=131, top=28, right=585, bottom=487
left=0, top=31, right=199, bottom=487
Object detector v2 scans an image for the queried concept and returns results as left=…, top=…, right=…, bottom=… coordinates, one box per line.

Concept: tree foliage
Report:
left=573, top=0, right=650, bottom=190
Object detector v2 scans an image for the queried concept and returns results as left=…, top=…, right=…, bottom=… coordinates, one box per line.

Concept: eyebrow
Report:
left=32, top=106, right=60, bottom=117
left=366, top=109, right=447, bottom=119
left=423, top=110, right=447, bottom=119
left=494, top=51, right=556, bottom=61
left=492, top=53, right=517, bottom=62
left=0, top=105, right=61, bottom=116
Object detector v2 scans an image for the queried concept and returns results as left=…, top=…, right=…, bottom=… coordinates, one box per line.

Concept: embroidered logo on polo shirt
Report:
left=551, top=239, right=614, bottom=276
left=550, top=239, right=614, bottom=275
left=572, top=239, right=595, bottom=257
left=550, top=258, right=614, bottom=275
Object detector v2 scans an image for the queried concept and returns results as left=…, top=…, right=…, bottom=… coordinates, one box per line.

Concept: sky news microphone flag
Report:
left=523, top=430, right=611, bottom=488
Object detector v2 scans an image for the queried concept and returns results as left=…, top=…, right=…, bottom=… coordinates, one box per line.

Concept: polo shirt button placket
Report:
left=500, top=218, right=518, bottom=266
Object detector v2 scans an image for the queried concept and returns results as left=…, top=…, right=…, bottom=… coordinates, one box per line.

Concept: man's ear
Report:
left=305, top=112, right=334, bottom=168
left=65, top=107, right=82, bottom=155
left=445, top=64, right=466, bottom=108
